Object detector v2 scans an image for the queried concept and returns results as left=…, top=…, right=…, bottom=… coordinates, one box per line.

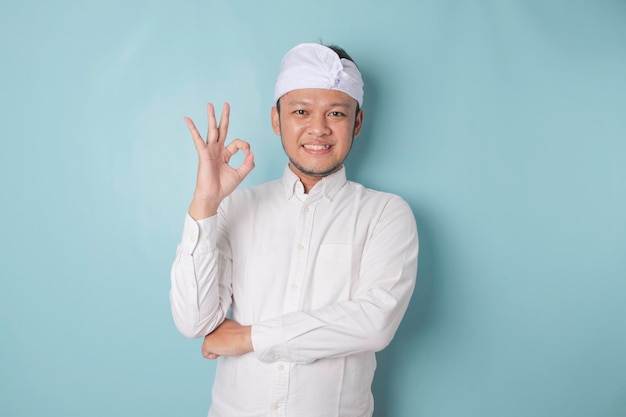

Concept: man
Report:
left=170, top=43, right=418, bottom=417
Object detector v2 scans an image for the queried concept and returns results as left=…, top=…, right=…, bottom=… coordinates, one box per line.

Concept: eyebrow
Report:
left=285, top=100, right=352, bottom=109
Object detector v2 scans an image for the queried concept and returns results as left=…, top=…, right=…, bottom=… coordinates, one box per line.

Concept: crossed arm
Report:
left=171, top=196, right=418, bottom=363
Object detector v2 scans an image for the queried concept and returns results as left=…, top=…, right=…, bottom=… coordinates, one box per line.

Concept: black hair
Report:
left=325, top=44, right=359, bottom=69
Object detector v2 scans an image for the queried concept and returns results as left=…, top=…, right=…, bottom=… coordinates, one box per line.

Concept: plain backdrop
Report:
left=1, top=1, right=625, bottom=416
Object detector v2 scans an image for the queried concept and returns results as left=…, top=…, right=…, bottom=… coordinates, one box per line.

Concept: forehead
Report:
left=280, top=88, right=358, bottom=109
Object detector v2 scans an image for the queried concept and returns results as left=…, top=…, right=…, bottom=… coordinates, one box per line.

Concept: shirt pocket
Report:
left=307, top=243, right=361, bottom=309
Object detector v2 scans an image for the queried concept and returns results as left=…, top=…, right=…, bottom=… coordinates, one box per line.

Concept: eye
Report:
left=293, top=109, right=307, bottom=115
left=329, top=111, right=346, bottom=117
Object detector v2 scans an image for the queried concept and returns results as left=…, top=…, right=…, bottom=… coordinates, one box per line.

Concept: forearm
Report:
left=170, top=214, right=231, bottom=338
left=252, top=281, right=414, bottom=363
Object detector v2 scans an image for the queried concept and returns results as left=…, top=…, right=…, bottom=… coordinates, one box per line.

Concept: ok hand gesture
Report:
left=185, top=103, right=255, bottom=220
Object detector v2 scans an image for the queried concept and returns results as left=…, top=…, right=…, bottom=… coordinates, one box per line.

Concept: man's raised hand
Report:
left=185, top=103, right=255, bottom=220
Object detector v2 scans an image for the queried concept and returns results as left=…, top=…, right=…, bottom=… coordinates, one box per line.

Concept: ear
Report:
left=271, top=106, right=281, bottom=135
left=353, top=108, right=364, bottom=138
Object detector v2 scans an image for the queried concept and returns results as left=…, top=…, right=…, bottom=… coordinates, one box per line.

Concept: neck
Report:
left=288, top=164, right=324, bottom=194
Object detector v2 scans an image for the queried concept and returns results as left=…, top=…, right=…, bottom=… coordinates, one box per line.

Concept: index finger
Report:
left=183, top=116, right=207, bottom=150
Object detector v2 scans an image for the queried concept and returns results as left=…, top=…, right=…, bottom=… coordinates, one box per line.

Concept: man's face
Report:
left=271, top=88, right=363, bottom=189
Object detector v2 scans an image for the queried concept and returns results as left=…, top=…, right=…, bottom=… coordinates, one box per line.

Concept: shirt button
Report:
left=277, top=364, right=285, bottom=371
left=272, top=403, right=280, bottom=411
left=297, top=244, right=304, bottom=251
left=290, top=283, right=298, bottom=291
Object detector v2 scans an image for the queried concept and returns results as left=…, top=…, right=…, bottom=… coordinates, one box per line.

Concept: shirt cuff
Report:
left=251, top=313, right=325, bottom=364
left=180, top=213, right=217, bottom=255
left=251, top=317, right=289, bottom=362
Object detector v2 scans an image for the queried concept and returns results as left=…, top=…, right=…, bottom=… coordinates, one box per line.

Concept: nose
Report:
left=308, top=113, right=331, bottom=136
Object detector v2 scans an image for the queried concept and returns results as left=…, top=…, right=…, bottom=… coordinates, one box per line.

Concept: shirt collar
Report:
left=281, top=165, right=347, bottom=201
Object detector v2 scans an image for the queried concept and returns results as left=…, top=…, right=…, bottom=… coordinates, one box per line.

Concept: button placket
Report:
left=284, top=201, right=316, bottom=313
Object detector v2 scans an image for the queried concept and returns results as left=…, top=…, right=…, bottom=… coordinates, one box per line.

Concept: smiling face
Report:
left=272, top=88, right=363, bottom=192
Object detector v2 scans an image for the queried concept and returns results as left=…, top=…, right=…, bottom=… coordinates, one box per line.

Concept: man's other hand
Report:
left=201, top=318, right=253, bottom=359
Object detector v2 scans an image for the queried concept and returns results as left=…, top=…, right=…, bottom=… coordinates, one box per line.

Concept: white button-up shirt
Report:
left=171, top=166, right=418, bottom=417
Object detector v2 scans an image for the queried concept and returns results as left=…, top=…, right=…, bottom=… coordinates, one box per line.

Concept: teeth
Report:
left=303, top=144, right=330, bottom=150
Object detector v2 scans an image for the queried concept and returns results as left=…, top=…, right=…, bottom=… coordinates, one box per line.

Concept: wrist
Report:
left=241, top=325, right=253, bottom=354
left=188, top=196, right=220, bottom=220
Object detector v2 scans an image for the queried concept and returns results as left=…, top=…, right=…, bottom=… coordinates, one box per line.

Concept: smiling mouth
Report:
left=303, top=144, right=331, bottom=150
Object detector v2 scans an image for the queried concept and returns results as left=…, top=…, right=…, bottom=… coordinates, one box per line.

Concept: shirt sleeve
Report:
left=251, top=197, right=419, bottom=364
left=169, top=213, right=232, bottom=338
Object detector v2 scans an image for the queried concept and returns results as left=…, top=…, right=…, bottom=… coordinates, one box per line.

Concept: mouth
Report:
left=302, top=144, right=331, bottom=151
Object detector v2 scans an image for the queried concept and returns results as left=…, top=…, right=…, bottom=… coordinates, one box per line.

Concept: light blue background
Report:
left=1, top=1, right=625, bottom=416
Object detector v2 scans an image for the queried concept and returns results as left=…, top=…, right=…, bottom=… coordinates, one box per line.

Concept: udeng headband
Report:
left=274, top=43, right=364, bottom=107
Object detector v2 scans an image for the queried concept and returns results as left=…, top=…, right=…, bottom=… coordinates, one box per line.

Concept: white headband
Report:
left=274, top=43, right=364, bottom=107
